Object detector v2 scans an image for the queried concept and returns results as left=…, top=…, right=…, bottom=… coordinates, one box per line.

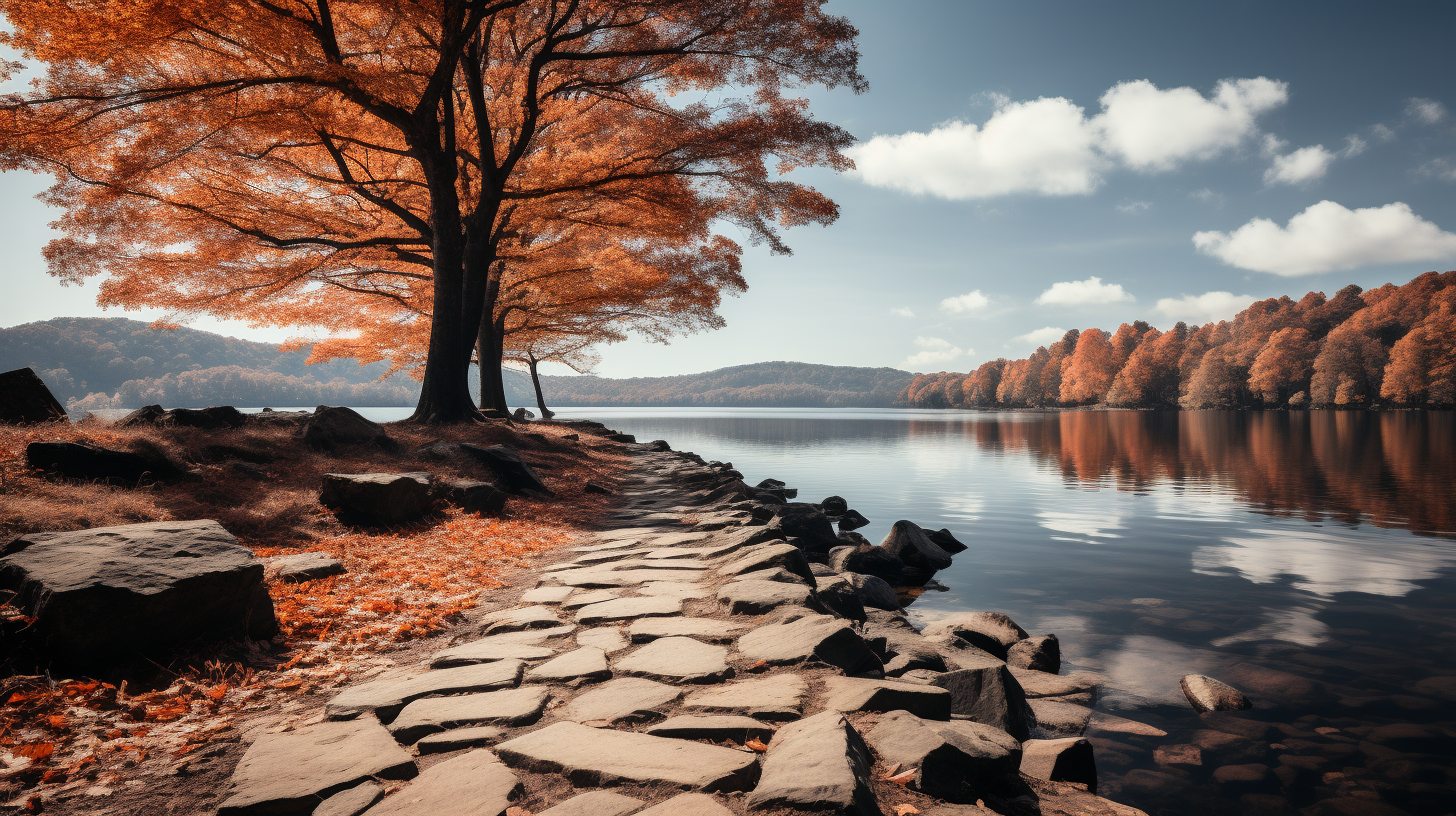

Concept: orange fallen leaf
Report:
left=745, top=738, right=769, bottom=752
left=883, top=768, right=918, bottom=786
left=16, top=743, right=54, bottom=760
left=204, top=683, right=228, bottom=700
left=894, top=806, right=922, bottom=816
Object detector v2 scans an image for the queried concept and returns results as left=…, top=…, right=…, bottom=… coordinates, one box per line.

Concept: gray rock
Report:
left=1, top=520, right=277, bottom=666
left=575, top=595, right=681, bottom=625
left=923, top=611, right=1029, bottom=660
left=0, top=367, right=66, bottom=424
left=869, top=624, right=949, bottom=677
left=315, top=782, right=383, bottom=816
left=628, top=616, right=745, bottom=643
left=823, top=676, right=952, bottom=719
left=646, top=715, right=777, bottom=744
left=432, top=478, right=507, bottom=515
left=459, top=443, right=552, bottom=495
left=520, top=585, right=574, bottom=604
left=682, top=673, right=807, bottom=721
left=304, top=407, right=396, bottom=451
left=359, top=750, right=520, bottom=816
left=1029, top=700, right=1093, bottom=738
left=388, top=686, right=551, bottom=743
left=1021, top=737, right=1098, bottom=792
left=717, top=579, right=814, bottom=615
left=925, top=528, right=968, bottom=554
left=812, top=575, right=868, bottom=622
left=880, top=520, right=954, bottom=571
left=320, top=473, right=433, bottom=523
left=559, top=677, right=682, bottom=724
left=265, top=552, right=346, bottom=584
left=217, top=718, right=415, bottom=816
left=494, top=721, right=760, bottom=791
left=734, top=566, right=811, bottom=585
left=865, top=710, right=1022, bottom=802
left=637, top=793, right=735, bottom=816
left=575, top=627, right=630, bottom=654
left=737, top=615, right=883, bottom=676
left=1007, top=634, right=1061, bottom=674
left=845, top=572, right=899, bottom=611
left=525, top=646, right=611, bottom=684
left=820, top=495, right=849, bottom=515
left=616, top=637, right=733, bottom=684
left=1009, top=667, right=1101, bottom=700
left=924, top=655, right=1032, bottom=741
left=746, top=711, right=877, bottom=814
left=827, top=544, right=904, bottom=585
left=415, top=726, right=504, bottom=754
left=478, top=605, right=565, bottom=635
left=837, top=509, right=871, bottom=531
left=536, top=791, right=644, bottom=816
left=1180, top=674, right=1252, bottom=712
left=26, top=440, right=181, bottom=483
left=325, top=660, right=525, bottom=722
left=772, top=503, right=841, bottom=552
left=717, top=542, right=816, bottom=587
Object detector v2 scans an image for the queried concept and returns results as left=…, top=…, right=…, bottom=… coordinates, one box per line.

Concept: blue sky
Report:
left=4, top=0, right=1455, bottom=377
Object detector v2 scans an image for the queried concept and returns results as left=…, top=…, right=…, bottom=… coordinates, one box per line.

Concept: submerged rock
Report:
left=880, top=520, right=954, bottom=572
left=1021, top=737, right=1098, bottom=791
left=1180, top=674, right=1252, bottom=712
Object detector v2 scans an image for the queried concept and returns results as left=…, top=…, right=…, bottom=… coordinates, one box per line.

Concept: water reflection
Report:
left=1193, top=528, right=1456, bottom=597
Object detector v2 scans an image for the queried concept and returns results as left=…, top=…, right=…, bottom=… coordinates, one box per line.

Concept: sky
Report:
left=3, top=0, right=1455, bottom=377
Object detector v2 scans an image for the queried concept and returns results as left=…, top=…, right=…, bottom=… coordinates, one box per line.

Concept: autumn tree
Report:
left=1105, top=325, right=1183, bottom=407
left=1247, top=327, right=1317, bottom=404
left=1, top=0, right=865, bottom=422
left=1381, top=297, right=1456, bottom=405
left=1060, top=328, right=1118, bottom=405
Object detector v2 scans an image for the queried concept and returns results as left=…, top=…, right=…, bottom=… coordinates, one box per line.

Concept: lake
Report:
left=534, top=407, right=1455, bottom=816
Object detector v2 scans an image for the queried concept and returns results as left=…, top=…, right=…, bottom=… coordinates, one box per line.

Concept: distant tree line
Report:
left=69, top=367, right=417, bottom=412
left=899, top=271, right=1456, bottom=410
left=534, top=362, right=913, bottom=408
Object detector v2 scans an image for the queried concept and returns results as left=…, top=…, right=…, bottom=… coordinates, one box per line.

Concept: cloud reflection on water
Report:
left=1038, top=510, right=1125, bottom=539
left=1210, top=605, right=1330, bottom=647
left=1192, top=527, right=1456, bottom=597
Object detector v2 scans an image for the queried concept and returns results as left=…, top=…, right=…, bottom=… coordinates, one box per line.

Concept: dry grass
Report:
left=0, top=414, right=629, bottom=804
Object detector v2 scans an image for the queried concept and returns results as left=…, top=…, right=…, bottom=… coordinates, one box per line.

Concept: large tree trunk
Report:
left=476, top=312, right=510, bottom=415
left=528, top=353, right=554, bottom=419
left=409, top=149, right=478, bottom=424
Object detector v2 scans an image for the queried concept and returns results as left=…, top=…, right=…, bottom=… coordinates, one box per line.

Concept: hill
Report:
left=1, top=318, right=911, bottom=410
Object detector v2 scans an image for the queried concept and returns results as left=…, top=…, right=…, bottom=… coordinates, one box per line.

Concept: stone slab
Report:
left=477, top=605, right=564, bottom=635
left=388, top=686, right=550, bottom=743
left=615, top=637, right=733, bottom=684
left=559, top=677, right=683, bottom=724
left=537, top=791, right=643, bottom=816
left=746, top=711, right=876, bottom=813
left=681, top=673, right=807, bottom=721
left=637, top=793, right=735, bottom=816
left=218, top=718, right=416, bottom=816
left=561, top=589, right=621, bottom=609
left=265, top=552, right=346, bottom=584
left=575, top=596, right=682, bottom=625
left=430, top=636, right=556, bottom=669
left=628, top=617, right=745, bottom=643
left=717, top=579, right=814, bottom=615
left=526, top=646, right=611, bottom=684
left=1030, top=700, right=1094, bottom=738
left=416, top=726, right=504, bottom=754
left=636, top=581, right=712, bottom=599
left=315, top=782, right=383, bottom=816
left=645, top=716, right=776, bottom=744
left=550, top=568, right=709, bottom=588
left=359, top=750, right=519, bottom=816
left=823, top=676, right=953, bottom=719
left=736, top=615, right=882, bottom=676
left=494, top=721, right=760, bottom=791
left=575, top=627, right=630, bottom=654
left=865, top=710, right=1022, bottom=803
left=326, top=660, right=524, bottom=722
left=521, top=586, right=574, bottom=604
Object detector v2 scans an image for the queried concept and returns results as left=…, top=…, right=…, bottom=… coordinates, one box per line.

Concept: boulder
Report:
left=387, top=686, right=551, bottom=743
left=264, top=552, right=346, bottom=583
left=1180, top=675, right=1252, bottom=712
left=1, top=520, right=277, bottom=666
left=320, top=473, right=434, bottom=524
left=718, top=542, right=816, bottom=587
left=820, top=495, right=849, bottom=515
left=26, top=440, right=179, bottom=484
left=0, top=368, right=66, bottom=424
left=923, top=611, right=1028, bottom=660
left=432, top=478, right=507, bottom=515
left=164, top=406, right=248, bottom=429
left=357, top=750, right=520, bottom=816
left=823, top=676, right=953, bottom=719
left=615, top=636, right=734, bottom=684
left=866, top=711, right=1022, bottom=802
left=682, top=673, right=808, bottom=721
left=827, top=544, right=904, bottom=586
left=718, top=579, right=815, bottom=615
left=1021, top=737, right=1097, bottom=791
left=646, top=715, right=776, bottom=744
left=116, top=404, right=167, bottom=427
left=494, top=721, right=760, bottom=791
left=304, top=406, right=397, bottom=451
left=868, top=624, right=947, bottom=677
left=736, top=614, right=883, bottom=676
left=812, top=575, right=868, bottom=622
left=845, top=572, right=900, bottom=611
left=512, top=407, right=533, bottom=421
left=606, top=433, right=637, bottom=443
left=325, top=660, right=525, bottom=722
left=558, top=677, right=683, bottom=724
left=1009, top=667, right=1100, bottom=701
left=923, top=655, right=1032, bottom=740
left=1008, top=634, right=1061, bottom=674
left=1029, top=700, right=1093, bottom=738
left=460, top=444, right=553, bottom=495
left=746, top=711, right=877, bottom=814
left=837, top=510, right=871, bottom=531
left=537, top=791, right=644, bottom=816
left=735, top=566, right=812, bottom=586
left=925, top=528, right=968, bottom=554
left=774, top=503, right=840, bottom=552
left=217, top=718, right=416, bottom=816
left=881, top=520, right=954, bottom=572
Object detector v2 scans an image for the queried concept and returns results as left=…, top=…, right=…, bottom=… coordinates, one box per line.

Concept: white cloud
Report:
left=1154, top=291, right=1255, bottom=324
left=848, top=96, right=1103, bottom=199
left=1095, top=77, right=1289, bottom=171
left=1372, top=123, right=1397, bottom=142
left=1264, top=145, right=1336, bottom=185
left=1034, top=276, right=1135, bottom=306
left=890, top=306, right=916, bottom=318
left=851, top=76, right=1288, bottom=199
left=1342, top=135, right=1367, bottom=157
left=1407, top=97, right=1447, bottom=124
left=1421, top=158, right=1456, bottom=182
left=1013, top=326, right=1068, bottom=346
left=901, top=336, right=966, bottom=370
left=1193, top=200, right=1456, bottom=276
left=940, top=290, right=990, bottom=313
left=1116, top=200, right=1151, bottom=213
left=1190, top=188, right=1225, bottom=206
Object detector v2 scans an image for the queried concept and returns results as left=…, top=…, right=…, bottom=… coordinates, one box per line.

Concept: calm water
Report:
left=536, top=408, right=1456, bottom=816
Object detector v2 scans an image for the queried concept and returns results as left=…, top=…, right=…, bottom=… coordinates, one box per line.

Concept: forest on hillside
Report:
left=899, top=271, right=1456, bottom=410
left=536, top=362, right=912, bottom=407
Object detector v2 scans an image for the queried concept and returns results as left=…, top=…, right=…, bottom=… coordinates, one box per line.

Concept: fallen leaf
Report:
left=894, top=806, right=922, bottom=816
left=16, top=743, right=54, bottom=760
left=745, top=738, right=768, bottom=752
left=884, top=768, right=918, bottom=786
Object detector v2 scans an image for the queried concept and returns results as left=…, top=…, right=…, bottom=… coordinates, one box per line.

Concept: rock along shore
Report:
left=214, top=425, right=1149, bottom=816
